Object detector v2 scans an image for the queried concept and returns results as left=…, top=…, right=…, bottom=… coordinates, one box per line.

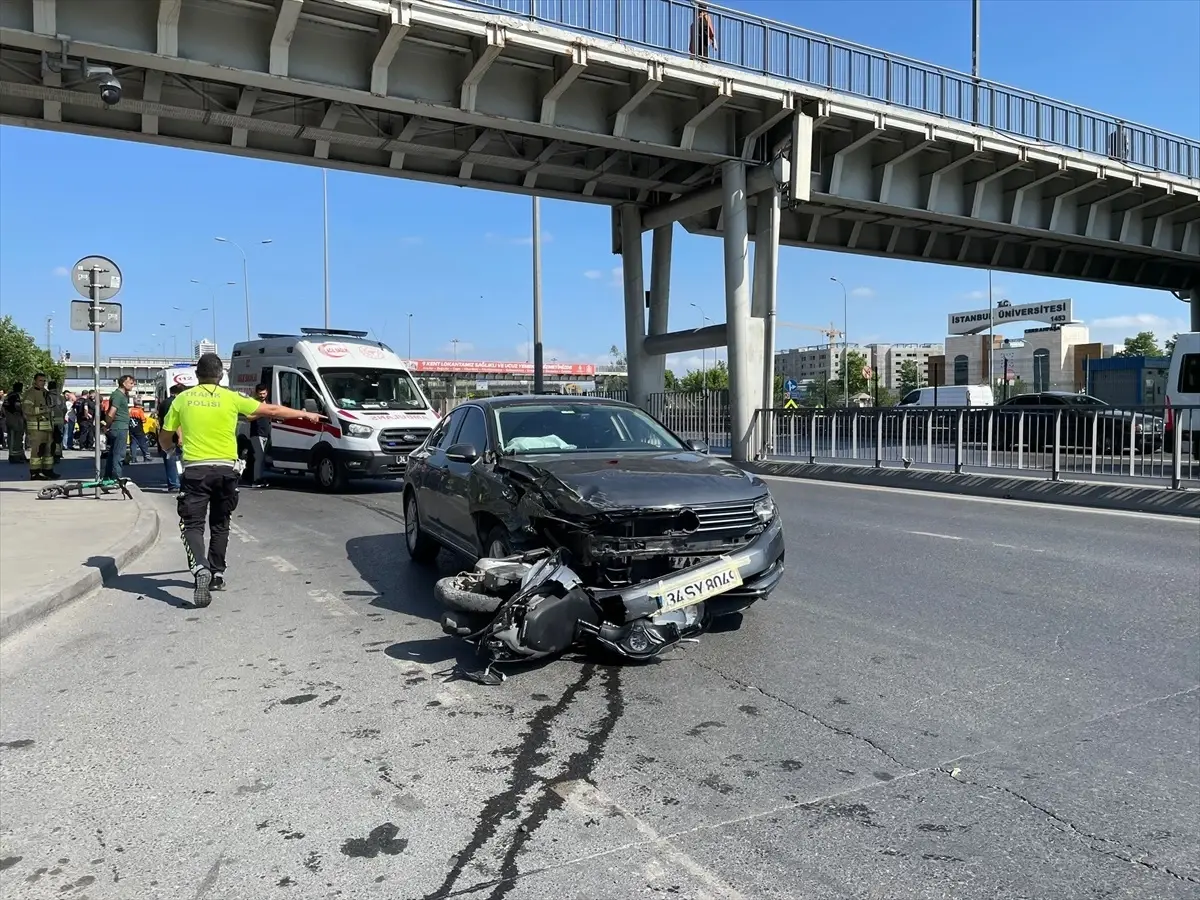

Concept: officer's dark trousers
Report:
left=178, top=465, right=239, bottom=575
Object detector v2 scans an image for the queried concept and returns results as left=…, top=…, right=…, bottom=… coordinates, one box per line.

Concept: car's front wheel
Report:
left=482, top=524, right=514, bottom=559
left=404, top=490, right=440, bottom=564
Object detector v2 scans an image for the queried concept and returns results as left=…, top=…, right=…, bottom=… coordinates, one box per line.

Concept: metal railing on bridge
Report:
left=463, top=0, right=1199, bottom=178
left=754, top=404, right=1200, bottom=489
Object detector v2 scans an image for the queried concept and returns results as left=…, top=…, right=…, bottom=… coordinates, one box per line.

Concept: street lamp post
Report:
left=517, top=322, right=530, bottom=363
left=830, top=276, right=849, bottom=407
left=215, top=237, right=272, bottom=339
left=190, top=278, right=236, bottom=352
left=407, top=313, right=413, bottom=360
left=173, top=306, right=208, bottom=357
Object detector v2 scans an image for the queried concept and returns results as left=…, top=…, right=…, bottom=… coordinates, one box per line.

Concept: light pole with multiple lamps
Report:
left=214, top=237, right=272, bottom=339
left=189, top=278, right=236, bottom=351
left=690, top=302, right=712, bottom=444
left=829, top=276, right=849, bottom=407
left=407, top=313, right=414, bottom=360
left=172, top=306, right=208, bottom=357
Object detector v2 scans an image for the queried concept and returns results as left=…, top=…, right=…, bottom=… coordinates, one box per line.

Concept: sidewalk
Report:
left=0, top=451, right=160, bottom=639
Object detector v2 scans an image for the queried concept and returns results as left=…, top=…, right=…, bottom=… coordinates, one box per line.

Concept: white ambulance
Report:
left=228, top=328, right=438, bottom=490
left=1165, top=331, right=1200, bottom=460
left=153, top=363, right=230, bottom=411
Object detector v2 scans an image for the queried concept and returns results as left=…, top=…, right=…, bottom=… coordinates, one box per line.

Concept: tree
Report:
left=1165, top=334, right=1178, bottom=356
left=897, top=359, right=924, bottom=396
left=1115, top=331, right=1165, bottom=358
left=0, top=316, right=63, bottom=390
left=663, top=369, right=679, bottom=391
left=679, top=359, right=728, bottom=392
left=828, top=349, right=870, bottom=404
left=605, top=344, right=628, bottom=392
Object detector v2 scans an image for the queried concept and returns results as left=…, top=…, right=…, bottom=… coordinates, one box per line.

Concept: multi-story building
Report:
left=864, top=343, right=945, bottom=390
left=195, top=339, right=218, bottom=358
left=775, top=343, right=862, bottom=384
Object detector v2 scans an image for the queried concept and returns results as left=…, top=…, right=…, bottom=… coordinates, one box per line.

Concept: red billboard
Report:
left=411, top=359, right=596, bottom=376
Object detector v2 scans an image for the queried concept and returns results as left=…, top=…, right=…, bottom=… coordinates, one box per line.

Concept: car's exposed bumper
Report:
left=594, top=516, right=786, bottom=619
left=334, top=448, right=406, bottom=480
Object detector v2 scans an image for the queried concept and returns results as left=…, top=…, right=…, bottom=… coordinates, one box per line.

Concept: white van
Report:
left=153, top=363, right=229, bottom=411
left=228, top=328, right=438, bottom=490
left=897, top=384, right=995, bottom=407
left=1165, top=331, right=1200, bottom=459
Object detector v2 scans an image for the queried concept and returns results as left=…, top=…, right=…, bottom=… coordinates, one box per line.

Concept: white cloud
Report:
left=850, top=286, right=875, bottom=299
left=52, top=266, right=68, bottom=278
left=960, top=286, right=1009, bottom=303
left=583, top=265, right=623, bottom=288
left=666, top=350, right=726, bottom=375
left=1089, top=313, right=1188, bottom=344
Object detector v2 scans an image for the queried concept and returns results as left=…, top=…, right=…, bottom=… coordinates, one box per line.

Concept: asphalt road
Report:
left=1, top=467, right=1197, bottom=900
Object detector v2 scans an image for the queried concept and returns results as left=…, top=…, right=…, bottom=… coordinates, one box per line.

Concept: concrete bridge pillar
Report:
left=721, top=160, right=755, bottom=461
left=620, top=204, right=651, bottom=408
left=647, top=225, right=673, bottom=395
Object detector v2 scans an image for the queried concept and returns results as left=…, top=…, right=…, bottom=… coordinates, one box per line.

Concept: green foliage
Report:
left=1165, top=334, right=1178, bottom=356
left=1114, top=331, right=1165, bottom=358
left=828, top=349, right=870, bottom=404
left=897, top=358, right=924, bottom=396
left=679, top=359, right=729, bottom=392
left=0, top=316, right=64, bottom=389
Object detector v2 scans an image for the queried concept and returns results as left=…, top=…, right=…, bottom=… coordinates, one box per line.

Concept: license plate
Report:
left=650, top=557, right=743, bottom=615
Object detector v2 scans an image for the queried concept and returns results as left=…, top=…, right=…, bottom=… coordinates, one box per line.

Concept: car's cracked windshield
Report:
left=495, top=403, right=684, bottom=454
left=319, top=368, right=426, bottom=410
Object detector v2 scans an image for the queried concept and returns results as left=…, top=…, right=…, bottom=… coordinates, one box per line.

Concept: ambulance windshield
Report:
left=319, top=368, right=427, bottom=411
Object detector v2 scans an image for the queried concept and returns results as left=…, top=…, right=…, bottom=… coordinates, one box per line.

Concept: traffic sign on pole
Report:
left=70, top=255, right=123, bottom=497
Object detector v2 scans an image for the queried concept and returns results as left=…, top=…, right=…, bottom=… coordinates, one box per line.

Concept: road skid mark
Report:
left=552, top=780, right=747, bottom=900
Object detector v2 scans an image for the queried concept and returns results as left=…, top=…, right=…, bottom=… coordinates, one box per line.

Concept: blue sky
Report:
left=0, top=0, right=1196, bottom=374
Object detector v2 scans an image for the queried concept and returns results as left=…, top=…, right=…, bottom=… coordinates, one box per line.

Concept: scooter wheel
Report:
left=37, top=486, right=60, bottom=500
left=435, top=574, right=503, bottom=614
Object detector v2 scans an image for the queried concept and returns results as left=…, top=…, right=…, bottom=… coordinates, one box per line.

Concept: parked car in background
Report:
left=992, top=391, right=1164, bottom=452
left=402, top=395, right=785, bottom=619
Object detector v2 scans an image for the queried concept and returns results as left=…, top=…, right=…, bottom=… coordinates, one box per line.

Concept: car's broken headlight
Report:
left=753, top=494, right=776, bottom=523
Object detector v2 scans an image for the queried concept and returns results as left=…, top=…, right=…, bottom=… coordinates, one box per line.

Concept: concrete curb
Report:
left=0, top=487, right=162, bottom=641
left=735, top=460, right=1200, bottom=518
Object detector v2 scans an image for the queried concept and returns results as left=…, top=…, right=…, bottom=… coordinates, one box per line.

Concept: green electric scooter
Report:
left=37, top=476, right=133, bottom=501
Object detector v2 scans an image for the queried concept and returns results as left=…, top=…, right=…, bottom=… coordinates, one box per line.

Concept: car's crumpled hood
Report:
left=495, top=450, right=767, bottom=516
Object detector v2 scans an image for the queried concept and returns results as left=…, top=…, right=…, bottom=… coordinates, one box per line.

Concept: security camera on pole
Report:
left=69, top=255, right=123, bottom=497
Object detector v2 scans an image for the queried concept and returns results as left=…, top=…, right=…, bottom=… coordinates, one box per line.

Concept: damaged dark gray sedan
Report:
left=401, top=395, right=785, bottom=623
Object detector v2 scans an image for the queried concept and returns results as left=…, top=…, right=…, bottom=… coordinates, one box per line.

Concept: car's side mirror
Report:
left=302, top=399, right=320, bottom=414
left=686, top=439, right=710, bottom=454
left=446, top=443, right=480, bottom=464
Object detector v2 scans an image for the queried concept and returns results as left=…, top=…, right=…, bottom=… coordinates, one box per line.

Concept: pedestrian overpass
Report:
left=2, top=0, right=1197, bottom=460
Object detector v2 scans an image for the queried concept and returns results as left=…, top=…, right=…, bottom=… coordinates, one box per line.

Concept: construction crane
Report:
left=778, top=321, right=844, bottom=347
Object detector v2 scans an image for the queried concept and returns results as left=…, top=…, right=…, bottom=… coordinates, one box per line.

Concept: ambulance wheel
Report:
left=314, top=449, right=346, bottom=492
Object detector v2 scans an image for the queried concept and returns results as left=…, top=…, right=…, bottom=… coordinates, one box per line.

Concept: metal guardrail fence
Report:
left=460, top=0, right=1200, bottom=179
left=754, top=404, right=1200, bottom=489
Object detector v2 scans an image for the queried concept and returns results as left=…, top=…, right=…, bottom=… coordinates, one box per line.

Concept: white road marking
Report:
left=552, top=780, right=748, bottom=900
left=758, top=473, right=1200, bottom=523
left=263, top=555, right=299, bottom=573
left=229, top=522, right=258, bottom=543
left=387, top=656, right=471, bottom=705
left=991, top=542, right=1045, bottom=553
left=906, top=530, right=962, bottom=541
left=307, top=588, right=358, bottom=617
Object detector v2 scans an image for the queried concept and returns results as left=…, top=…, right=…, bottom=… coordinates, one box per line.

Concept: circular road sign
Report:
left=71, top=255, right=123, bottom=301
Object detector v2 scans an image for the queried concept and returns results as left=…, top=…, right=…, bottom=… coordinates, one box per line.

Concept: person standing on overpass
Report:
left=159, top=353, right=322, bottom=608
